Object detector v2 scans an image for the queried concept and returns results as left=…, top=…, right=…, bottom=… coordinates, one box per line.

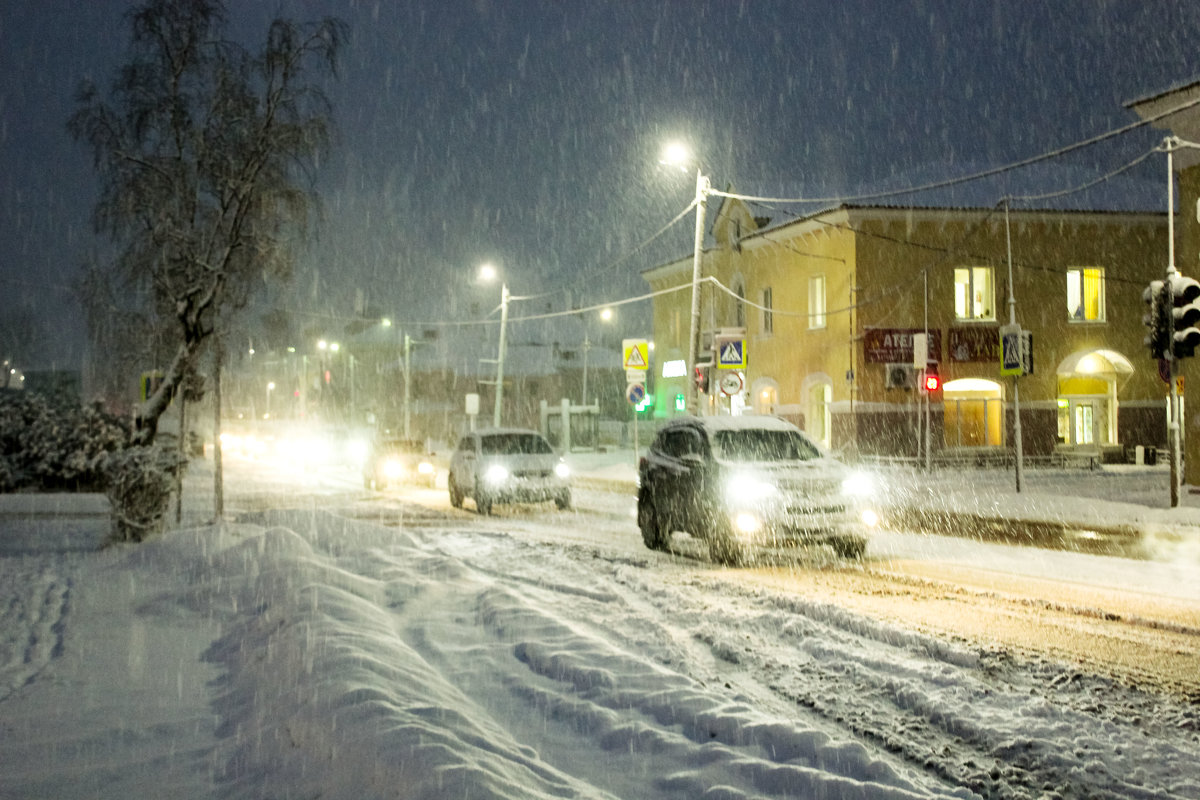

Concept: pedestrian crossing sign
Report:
left=716, top=337, right=746, bottom=369
left=622, top=339, right=649, bottom=370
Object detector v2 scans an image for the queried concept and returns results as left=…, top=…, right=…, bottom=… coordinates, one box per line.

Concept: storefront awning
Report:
left=1056, top=349, right=1134, bottom=376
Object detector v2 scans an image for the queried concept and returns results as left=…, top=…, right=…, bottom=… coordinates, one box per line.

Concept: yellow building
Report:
left=642, top=199, right=1170, bottom=462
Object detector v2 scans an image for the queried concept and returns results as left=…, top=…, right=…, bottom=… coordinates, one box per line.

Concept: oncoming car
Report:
left=637, top=415, right=879, bottom=564
left=363, top=437, right=437, bottom=489
left=448, top=428, right=571, bottom=515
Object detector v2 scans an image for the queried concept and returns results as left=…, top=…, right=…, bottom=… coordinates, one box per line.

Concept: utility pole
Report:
left=686, top=168, right=710, bottom=416
left=1004, top=200, right=1025, bottom=493
left=494, top=283, right=509, bottom=428
left=403, top=333, right=412, bottom=439
left=923, top=270, right=931, bottom=473
left=581, top=334, right=591, bottom=406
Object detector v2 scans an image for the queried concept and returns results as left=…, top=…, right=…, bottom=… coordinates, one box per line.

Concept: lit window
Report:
left=808, top=275, right=826, bottom=329
left=1066, top=267, right=1105, bottom=322
left=761, top=287, right=773, bottom=334
left=954, top=267, right=995, bottom=321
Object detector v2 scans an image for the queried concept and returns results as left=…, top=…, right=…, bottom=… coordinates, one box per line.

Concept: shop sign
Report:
left=863, top=328, right=942, bottom=364
left=949, top=327, right=1001, bottom=363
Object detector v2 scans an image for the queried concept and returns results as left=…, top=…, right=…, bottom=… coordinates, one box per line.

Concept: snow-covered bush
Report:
left=0, top=390, right=130, bottom=492
left=102, top=445, right=188, bottom=542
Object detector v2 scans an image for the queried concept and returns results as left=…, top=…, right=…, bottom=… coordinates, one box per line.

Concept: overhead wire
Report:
left=708, top=93, right=1200, bottom=207
left=272, top=105, right=1187, bottom=338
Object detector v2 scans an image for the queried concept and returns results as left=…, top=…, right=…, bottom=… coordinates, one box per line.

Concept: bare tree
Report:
left=70, top=0, right=344, bottom=445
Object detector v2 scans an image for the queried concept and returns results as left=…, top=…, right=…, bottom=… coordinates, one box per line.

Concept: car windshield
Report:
left=712, top=429, right=821, bottom=462
left=481, top=433, right=553, bottom=456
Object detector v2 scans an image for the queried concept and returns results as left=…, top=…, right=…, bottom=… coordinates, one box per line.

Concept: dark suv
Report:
left=637, top=415, right=878, bottom=564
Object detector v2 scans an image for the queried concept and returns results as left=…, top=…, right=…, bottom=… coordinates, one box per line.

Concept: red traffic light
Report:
left=923, top=371, right=940, bottom=392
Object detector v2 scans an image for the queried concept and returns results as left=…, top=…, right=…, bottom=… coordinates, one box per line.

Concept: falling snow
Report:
left=1, top=454, right=1198, bottom=799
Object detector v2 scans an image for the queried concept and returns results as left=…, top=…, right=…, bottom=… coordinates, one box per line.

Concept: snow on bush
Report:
left=0, top=390, right=129, bottom=492
left=102, top=445, right=188, bottom=542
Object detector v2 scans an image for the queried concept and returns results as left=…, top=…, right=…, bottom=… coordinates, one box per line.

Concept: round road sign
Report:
left=718, top=371, right=744, bottom=396
left=625, top=383, right=646, bottom=405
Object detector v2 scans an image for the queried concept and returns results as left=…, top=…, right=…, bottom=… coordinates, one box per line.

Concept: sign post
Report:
left=465, top=392, right=480, bottom=432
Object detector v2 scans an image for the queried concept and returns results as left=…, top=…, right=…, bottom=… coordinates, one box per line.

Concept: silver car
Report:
left=637, top=415, right=879, bottom=564
left=448, top=428, right=571, bottom=515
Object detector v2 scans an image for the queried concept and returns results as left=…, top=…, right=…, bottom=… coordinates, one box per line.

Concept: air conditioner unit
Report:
left=885, top=363, right=915, bottom=389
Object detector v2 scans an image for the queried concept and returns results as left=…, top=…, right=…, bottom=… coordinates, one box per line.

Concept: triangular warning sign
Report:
left=624, top=346, right=647, bottom=368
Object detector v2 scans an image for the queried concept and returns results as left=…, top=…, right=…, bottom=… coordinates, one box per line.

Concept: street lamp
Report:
left=661, top=143, right=711, bottom=416
left=478, top=263, right=510, bottom=428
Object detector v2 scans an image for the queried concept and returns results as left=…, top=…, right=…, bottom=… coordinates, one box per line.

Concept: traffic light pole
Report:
left=1166, top=142, right=1181, bottom=507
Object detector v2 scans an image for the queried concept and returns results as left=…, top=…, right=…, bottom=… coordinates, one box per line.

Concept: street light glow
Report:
left=479, top=262, right=498, bottom=282
left=660, top=141, right=690, bottom=171
left=600, top=307, right=614, bottom=322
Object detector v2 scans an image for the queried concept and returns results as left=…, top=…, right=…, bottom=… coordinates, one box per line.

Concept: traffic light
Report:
left=920, top=362, right=940, bottom=393
left=1170, top=273, right=1200, bottom=359
left=1143, top=279, right=1169, bottom=360
left=694, top=365, right=710, bottom=394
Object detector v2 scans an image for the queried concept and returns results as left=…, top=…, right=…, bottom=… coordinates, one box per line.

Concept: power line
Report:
left=709, top=96, right=1200, bottom=207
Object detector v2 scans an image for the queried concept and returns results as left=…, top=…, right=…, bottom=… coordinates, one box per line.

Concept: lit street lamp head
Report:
left=660, top=141, right=691, bottom=172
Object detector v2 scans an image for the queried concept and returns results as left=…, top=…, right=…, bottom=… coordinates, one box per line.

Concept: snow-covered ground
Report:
left=1, top=453, right=1198, bottom=799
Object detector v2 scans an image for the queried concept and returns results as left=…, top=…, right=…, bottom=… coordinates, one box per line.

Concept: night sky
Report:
left=3, top=0, right=1200, bottom=368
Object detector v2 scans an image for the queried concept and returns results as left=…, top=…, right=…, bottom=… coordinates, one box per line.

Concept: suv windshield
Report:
left=712, top=429, right=821, bottom=462
left=480, top=433, right=553, bottom=456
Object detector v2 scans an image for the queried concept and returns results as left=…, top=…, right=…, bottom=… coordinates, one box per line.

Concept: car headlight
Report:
left=554, top=461, right=570, bottom=479
left=417, top=461, right=435, bottom=476
left=484, top=464, right=510, bottom=485
left=725, top=471, right=777, bottom=502
left=841, top=471, right=875, bottom=497
left=733, top=511, right=762, bottom=535
left=383, top=458, right=404, bottom=479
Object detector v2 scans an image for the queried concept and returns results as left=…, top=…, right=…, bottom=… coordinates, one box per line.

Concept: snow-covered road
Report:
left=2, top=458, right=1199, bottom=798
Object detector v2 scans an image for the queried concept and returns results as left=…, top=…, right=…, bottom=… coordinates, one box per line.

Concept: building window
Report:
left=808, top=275, right=826, bottom=329
left=1066, top=267, right=1105, bottom=322
left=761, top=287, right=773, bottom=334
left=954, top=267, right=995, bottom=321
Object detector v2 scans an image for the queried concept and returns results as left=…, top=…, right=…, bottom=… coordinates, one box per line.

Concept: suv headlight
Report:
left=554, top=461, right=570, bottom=479
left=484, top=464, right=510, bottom=485
left=840, top=470, right=875, bottom=497
left=417, top=460, right=435, bottom=476
left=383, top=458, right=404, bottom=479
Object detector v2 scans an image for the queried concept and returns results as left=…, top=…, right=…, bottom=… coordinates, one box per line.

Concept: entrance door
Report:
left=1062, top=396, right=1108, bottom=447
left=1073, top=402, right=1094, bottom=446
